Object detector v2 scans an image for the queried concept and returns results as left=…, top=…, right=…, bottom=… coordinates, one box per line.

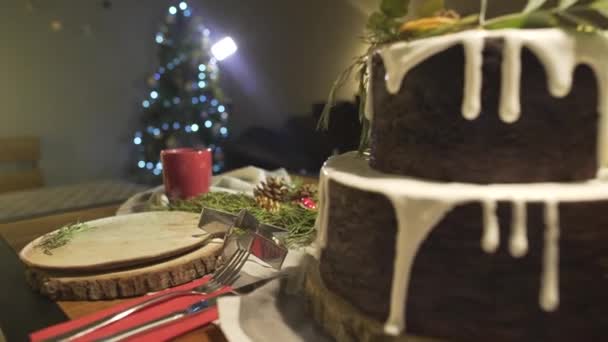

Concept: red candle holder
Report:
left=161, top=148, right=212, bottom=200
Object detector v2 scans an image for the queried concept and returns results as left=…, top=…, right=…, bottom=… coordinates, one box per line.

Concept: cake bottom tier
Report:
left=318, top=179, right=608, bottom=342
left=303, top=255, right=439, bottom=342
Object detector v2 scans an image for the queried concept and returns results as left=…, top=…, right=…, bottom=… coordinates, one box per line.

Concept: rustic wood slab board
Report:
left=25, top=239, right=223, bottom=300
left=20, top=211, right=209, bottom=272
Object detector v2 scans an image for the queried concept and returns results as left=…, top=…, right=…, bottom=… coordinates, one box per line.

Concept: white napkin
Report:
left=218, top=249, right=333, bottom=342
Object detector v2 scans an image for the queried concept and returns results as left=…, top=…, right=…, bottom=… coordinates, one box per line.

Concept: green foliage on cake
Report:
left=368, top=0, right=608, bottom=44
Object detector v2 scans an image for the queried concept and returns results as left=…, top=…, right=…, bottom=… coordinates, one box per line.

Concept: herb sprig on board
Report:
left=35, top=222, right=92, bottom=255
left=320, top=0, right=608, bottom=151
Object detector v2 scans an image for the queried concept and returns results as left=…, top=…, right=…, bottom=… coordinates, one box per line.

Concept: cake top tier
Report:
left=321, top=1, right=608, bottom=157
left=366, top=1, right=608, bottom=44
left=370, top=28, right=606, bottom=123
left=368, top=28, right=608, bottom=178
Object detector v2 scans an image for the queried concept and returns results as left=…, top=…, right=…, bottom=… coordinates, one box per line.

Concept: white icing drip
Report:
left=364, top=57, right=374, bottom=122
left=500, top=36, right=523, bottom=123
left=481, top=200, right=500, bottom=253
left=321, top=152, right=608, bottom=334
left=524, top=31, right=575, bottom=97
left=384, top=197, right=452, bottom=335
left=541, top=200, right=560, bottom=311
left=578, top=32, right=608, bottom=177
left=381, top=37, right=458, bottom=94
left=376, top=29, right=608, bottom=173
left=314, top=168, right=331, bottom=257
left=509, top=199, right=528, bottom=258
left=462, top=33, right=485, bottom=120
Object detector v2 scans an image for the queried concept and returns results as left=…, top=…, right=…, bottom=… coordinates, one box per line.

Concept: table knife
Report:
left=96, top=297, right=220, bottom=342
left=43, top=274, right=283, bottom=342
left=96, top=274, right=282, bottom=342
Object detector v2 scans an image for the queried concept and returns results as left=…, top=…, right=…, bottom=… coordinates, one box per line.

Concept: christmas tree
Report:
left=131, top=1, right=233, bottom=184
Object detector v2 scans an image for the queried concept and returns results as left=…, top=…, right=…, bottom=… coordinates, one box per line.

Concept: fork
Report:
left=48, top=247, right=252, bottom=342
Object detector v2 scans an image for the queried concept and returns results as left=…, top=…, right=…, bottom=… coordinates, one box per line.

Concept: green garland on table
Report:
left=169, top=192, right=318, bottom=248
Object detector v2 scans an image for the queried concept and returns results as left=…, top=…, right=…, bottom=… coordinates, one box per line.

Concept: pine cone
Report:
left=255, top=196, right=281, bottom=213
left=254, top=177, right=289, bottom=212
left=254, top=177, right=289, bottom=202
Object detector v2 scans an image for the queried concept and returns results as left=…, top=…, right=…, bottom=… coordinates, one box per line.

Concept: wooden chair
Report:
left=0, top=137, right=44, bottom=193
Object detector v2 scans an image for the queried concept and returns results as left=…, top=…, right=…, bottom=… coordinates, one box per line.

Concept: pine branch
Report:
left=169, top=190, right=318, bottom=247
left=317, top=55, right=367, bottom=131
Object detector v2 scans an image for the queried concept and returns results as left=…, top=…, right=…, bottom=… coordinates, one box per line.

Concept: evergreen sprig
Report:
left=169, top=191, right=318, bottom=247
left=35, top=222, right=92, bottom=256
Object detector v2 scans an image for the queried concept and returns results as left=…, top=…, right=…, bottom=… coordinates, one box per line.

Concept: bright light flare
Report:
left=211, top=37, right=237, bottom=61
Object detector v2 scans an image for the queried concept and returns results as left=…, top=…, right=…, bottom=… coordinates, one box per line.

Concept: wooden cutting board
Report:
left=26, top=240, right=223, bottom=300
left=20, top=211, right=210, bottom=272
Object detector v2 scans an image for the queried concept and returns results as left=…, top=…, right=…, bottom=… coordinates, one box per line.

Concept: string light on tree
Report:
left=130, top=1, right=236, bottom=183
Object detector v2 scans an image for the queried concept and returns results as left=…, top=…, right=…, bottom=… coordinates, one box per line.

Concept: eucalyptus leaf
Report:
left=524, top=0, right=549, bottom=13
left=409, top=0, right=444, bottom=18
left=591, top=0, right=608, bottom=17
left=484, top=13, right=529, bottom=29
left=366, top=11, right=401, bottom=42
left=381, top=0, right=409, bottom=18
left=555, top=11, right=596, bottom=27
left=367, top=12, right=394, bottom=33
left=525, top=11, right=560, bottom=27
left=558, top=0, right=580, bottom=9
left=568, top=3, right=608, bottom=28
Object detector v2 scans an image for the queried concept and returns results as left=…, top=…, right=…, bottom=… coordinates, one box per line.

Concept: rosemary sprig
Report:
left=169, top=191, right=318, bottom=248
left=35, top=222, right=92, bottom=255
left=318, top=52, right=372, bottom=152
left=317, top=56, right=366, bottom=131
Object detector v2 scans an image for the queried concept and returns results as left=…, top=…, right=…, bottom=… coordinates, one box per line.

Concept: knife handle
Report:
left=97, top=297, right=215, bottom=342
left=96, top=311, right=187, bottom=342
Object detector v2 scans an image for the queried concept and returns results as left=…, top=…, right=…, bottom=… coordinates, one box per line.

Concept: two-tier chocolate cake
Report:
left=304, top=2, right=608, bottom=341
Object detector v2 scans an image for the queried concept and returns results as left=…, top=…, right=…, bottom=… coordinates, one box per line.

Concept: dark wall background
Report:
left=0, top=0, right=527, bottom=185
